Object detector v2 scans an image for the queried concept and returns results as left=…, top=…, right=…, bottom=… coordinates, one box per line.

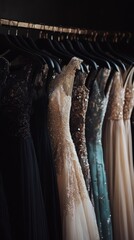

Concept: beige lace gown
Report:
left=48, top=57, right=99, bottom=240
left=103, top=69, right=134, bottom=240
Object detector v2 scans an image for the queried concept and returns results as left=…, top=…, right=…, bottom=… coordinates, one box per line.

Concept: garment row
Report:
left=0, top=53, right=133, bottom=240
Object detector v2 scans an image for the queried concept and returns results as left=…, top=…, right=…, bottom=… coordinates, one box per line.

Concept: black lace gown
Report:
left=0, top=57, right=49, bottom=240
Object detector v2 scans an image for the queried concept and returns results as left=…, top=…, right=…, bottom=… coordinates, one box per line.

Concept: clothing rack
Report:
left=0, top=18, right=133, bottom=42
left=0, top=18, right=91, bottom=35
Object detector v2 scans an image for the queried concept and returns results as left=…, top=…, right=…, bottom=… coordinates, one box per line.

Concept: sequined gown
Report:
left=85, top=68, right=113, bottom=240
left=70, top=70, right=91, bottom=193
left=48, top=57, right=100, bottom=240
left=0, top=58, right=49, bottom=240
left=123, top=68, right=134, bottom=198
left=103, top=69, right=134, bottom=240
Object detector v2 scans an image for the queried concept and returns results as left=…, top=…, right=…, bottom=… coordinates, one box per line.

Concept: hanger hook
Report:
left=61, top=26, right=64, bottom=40
left=7, top=20, right=11, bottom=35
left=93, top=31, right=98, bottom=42
left=26, top=23, right=30, bottom=38
left=15, top=21, right=19, bottom=36
left=39, top=25, right=44, bottom=39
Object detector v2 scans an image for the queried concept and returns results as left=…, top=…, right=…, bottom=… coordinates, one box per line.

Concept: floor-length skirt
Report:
left=103, top=119, right=134, bottom=240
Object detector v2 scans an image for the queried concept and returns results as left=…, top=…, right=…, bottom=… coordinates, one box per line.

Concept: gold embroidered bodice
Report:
left=106, top=71, right=125, bottom=120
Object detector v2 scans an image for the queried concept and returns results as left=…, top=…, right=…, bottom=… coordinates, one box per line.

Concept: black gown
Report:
left=30, top=67, right=62, bottom=240
left=0, top=57, right=49, bottom=240
left=0, top=57, right=12, bottom=240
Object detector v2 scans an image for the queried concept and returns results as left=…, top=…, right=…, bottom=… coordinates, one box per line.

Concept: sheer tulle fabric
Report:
left=103, top=120, right=134, bottom=237
left=103, top=70, right=134, bottom=240
left=124, top=121, right=134, bottom=199
left=57, top=140, right=100, bottom=240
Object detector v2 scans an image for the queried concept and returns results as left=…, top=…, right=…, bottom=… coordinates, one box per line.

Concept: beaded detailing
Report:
left=70, top=70, right=91, bottom=192
left=0, top=63, right=34, bottom=138
left=86, top=68, right=111, bottom=143
left=106, top=71, right=125, bottom=120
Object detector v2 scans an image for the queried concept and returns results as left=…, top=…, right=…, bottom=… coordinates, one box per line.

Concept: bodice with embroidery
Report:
left=0, top=59, right=35, bottom=138
left=123, top=68, right=134, bottom=120
left=106, top=71, right=125, bottom=120
left=70, top=70, right=91, bottom=192
left=86, top=68, right=111, bottom=143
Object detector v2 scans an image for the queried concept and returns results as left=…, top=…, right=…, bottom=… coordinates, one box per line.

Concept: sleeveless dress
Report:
left=30, top=65, right=62, bottom=240
left=0, top=58, right=49, bottom=240
left=48, top=57, right=99, bottom=240
left=85, top=67, right=113, bottom=240
left=103, top=69, right=134, bottom=240
left=70, top=70, right=91, bottom=194
left=123, top=67, right=134, bottom=199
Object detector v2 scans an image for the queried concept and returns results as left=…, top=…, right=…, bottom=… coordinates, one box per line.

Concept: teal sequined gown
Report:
left=85, top=68, right=113, bottom=240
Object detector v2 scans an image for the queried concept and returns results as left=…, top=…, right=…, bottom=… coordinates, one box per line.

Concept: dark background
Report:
left=0, top=0, right=133, bottom=31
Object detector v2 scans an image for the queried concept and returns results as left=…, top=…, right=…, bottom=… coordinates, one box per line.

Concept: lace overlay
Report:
left=0, top=62, right=34, bottom=138
left=63, top=150, right=88, bottom=216
left=103, top=68, right=134, bottom=240
left=48, top=57, right=89, bottom=214
left=49, top=57, right=83, bottom=97
left=70, top=70, right=91, bottom=192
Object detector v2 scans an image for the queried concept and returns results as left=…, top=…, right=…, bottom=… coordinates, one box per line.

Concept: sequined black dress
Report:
left=0, top=57, right=48, bottom=240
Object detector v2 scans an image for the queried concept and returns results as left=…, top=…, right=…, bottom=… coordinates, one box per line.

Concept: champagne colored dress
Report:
left=48, top=57, right=100, bottom=240
left=103, top=69, right=134, bottom=240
